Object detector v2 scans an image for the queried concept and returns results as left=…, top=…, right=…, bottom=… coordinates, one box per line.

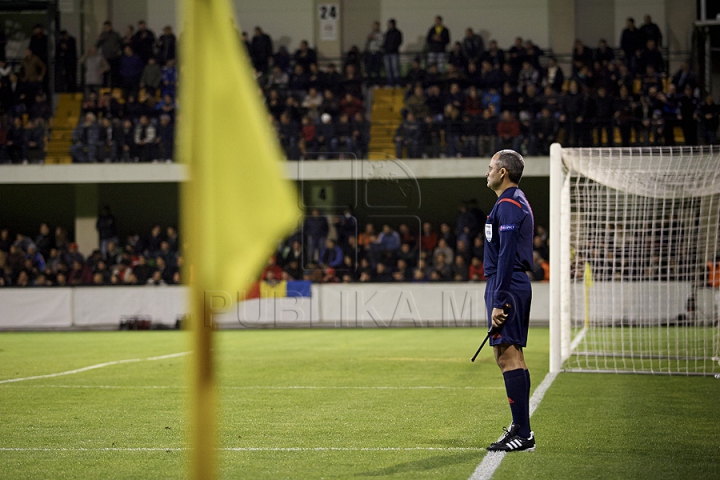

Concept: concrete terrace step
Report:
left=48, top=93, right=83, bottom=159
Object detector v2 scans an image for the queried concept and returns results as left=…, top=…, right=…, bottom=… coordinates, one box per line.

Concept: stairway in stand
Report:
left=46, top=93, right=83, bottom=164
left=367, top=87, right=404, bottom=160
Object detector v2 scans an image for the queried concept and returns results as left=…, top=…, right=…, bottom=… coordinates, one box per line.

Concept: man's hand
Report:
left=491, top=307, right=508, bottom=328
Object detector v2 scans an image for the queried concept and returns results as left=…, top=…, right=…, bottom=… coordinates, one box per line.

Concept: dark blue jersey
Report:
left=484, top=187, right=534, bottom=309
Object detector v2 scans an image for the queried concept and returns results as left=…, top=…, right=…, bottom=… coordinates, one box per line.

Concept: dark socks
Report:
left=503, top=368, right=531, bottom=438
left=524, top=369, right=531, bottom=433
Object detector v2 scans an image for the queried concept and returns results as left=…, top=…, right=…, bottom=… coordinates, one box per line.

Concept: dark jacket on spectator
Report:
left=120, top=53, right=144, bottom=81
left=156, top=33, right=176, bottom=64
left=483, top=49, right=505, bottom=68
left=96, top=212, right=117, bottom=240
left=383, top=27, right=403, bottom=54
left=131, top=28, right=156, bottom=63
left=304, top=215, right=329, bottom=240
left=594, top=93, right=615, bottom=121
left=562, top=92, right=585, bottom=119
left=639, top=48, right=665, bottom=74
left=620, top=27, right=644, bottom=61
left=250, top=32, right=273, bottom=70
left=96, top=29, right=123, bottom=60
left=640, top=22, right=662, bottom=46
left=426, top=25, right=450, bottom=53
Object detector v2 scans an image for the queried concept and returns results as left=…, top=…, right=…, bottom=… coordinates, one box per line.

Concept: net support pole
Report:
left=560, top=156, right=572, bottom=361
left=549, top=143, right=563, bottom=372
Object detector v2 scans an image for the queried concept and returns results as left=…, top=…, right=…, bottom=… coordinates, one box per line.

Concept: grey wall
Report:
left=342, top=0, right=381, bottom=54
left=0, top=176, right=549, bottom=243
left=97, top=183, right=179, bottom=240
left=0, top=184, right=77, bottom=239
left=666, top=0, right=696, bottom=69
left=109, top=0, right=148, bottom=37
left=575, top=0, right=616, bottom=48
left=300, top=177, right=550, bottom=232
left=0, top=183, right=179, bottom=242
left=62, top=0, right=694, bottom=62
left=233, top=0, right=315, bottom=51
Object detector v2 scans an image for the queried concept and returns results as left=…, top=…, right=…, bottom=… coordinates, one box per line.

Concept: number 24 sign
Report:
left=318, top=4, right=338, bottom=20
left=318, top=4, right=339, bottom=41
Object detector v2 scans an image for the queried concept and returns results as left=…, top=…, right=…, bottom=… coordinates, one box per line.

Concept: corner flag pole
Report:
left=190, top=298, right=217, bottom=479
left=180, top=0, right=301, bottom=476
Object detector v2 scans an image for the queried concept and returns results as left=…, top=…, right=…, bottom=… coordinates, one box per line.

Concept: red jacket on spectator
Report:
left=497, top=117, right=520, bottom=138
left=302, top=124, right=316, bottom=142
left=421, top=232, right=438, bottom=252
left=69, top=264, right=94, bottom=285
left=464, top=96, right=483, bottom=116
left=340, top=95, right=364, bottom=118
left=469, top=262, right=485, bottom=280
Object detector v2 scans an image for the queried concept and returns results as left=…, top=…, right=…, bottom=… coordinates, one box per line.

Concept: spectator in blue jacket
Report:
left=25, top=118, right=45, bottom=163
left=394, top=112, right=421, bottom=158
left=369, top=224, right=401, bottom=267
left=70, top=112, right=100, bottom=162
left=319, top=239, right=344, bottom=268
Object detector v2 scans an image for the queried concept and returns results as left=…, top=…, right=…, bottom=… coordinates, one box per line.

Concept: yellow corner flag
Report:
left=179, top=0, right=301, bottom=477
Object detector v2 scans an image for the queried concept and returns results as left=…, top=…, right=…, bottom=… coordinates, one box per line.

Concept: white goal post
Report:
left=550, top=143, right=720, bottom=376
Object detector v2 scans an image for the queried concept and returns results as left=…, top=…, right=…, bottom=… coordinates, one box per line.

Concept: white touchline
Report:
left=468, top=372, right=559, bottom=480
left=0, top=447, right=485, bottom=452
left=0, top=352, right=191, bottom=385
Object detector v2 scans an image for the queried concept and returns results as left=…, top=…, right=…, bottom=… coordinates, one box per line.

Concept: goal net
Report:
left=549, top=144, right=720, bottom=376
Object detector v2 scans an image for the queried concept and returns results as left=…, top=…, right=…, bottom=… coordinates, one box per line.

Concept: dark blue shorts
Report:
left=484, top=273, right=532, bottom=347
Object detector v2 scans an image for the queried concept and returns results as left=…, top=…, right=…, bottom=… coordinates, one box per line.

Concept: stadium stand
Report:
left=0, top=214, right=552, bottom=287
left=0, top=13, right=709, bottom=166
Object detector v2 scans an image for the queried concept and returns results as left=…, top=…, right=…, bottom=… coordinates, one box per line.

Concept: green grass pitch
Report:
left=1, top=328, right=719, bottom=479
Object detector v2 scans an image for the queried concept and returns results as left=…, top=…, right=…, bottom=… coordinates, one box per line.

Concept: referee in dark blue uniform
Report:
left=483, top=149, right=536, bottom=452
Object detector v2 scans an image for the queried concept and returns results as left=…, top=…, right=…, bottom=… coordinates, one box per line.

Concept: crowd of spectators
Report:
left=71, top=90, right=176, bottom=163
left=69, top=20, right=177, bottom=163
left=264, top=204, right=550, bottom=285
left=248, top=32, right=371, bottom=160
left=90, top=20, right=177, bottom=96
left=392, top=15, right=712, bottom=158
left=241, top=14, right=712, bottom=162
left=3, top=15, right=713, bottom=165
left=0, top=204, right=551, bottom=287
left=0, top=213, right=181, bottom=287
left=0, top=23, right=54, bottom=164
left=576, top=217, right=703, bottom=284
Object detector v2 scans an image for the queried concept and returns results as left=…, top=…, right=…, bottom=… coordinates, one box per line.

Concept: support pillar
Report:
left=547, top=0, right=576, bottom=74
left=314, top=0, right=342, bottom=63
left=74, top=184, right=98, bottom=257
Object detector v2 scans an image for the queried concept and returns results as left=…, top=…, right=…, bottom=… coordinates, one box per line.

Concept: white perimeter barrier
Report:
left=571, top=282, right=716, bottom=324
left=1, top=282, right=711, bottom=330
left=0, top=287, right=186, bottom=329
